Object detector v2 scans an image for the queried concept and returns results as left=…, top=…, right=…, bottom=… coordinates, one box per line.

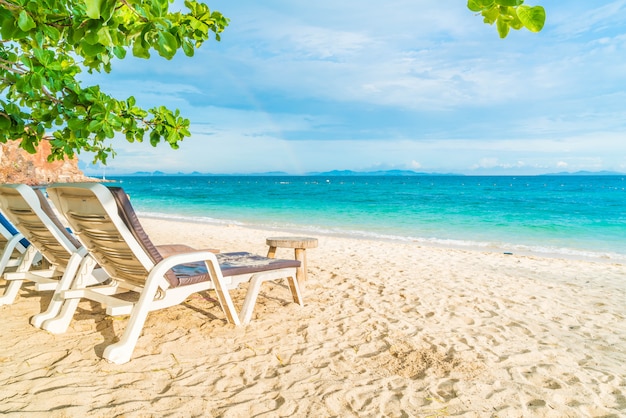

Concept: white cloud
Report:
left=79, top=1, right=626, bottom=175
left=410, top=160, right=422, bottom=169
left=551, top=0, right=626, bottom=38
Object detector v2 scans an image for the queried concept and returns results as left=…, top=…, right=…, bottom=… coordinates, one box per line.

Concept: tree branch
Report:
left=0, top=0, right=19, bottom=10
left=0, top=62, right=26, bottom=75
left=40, top=85, right=62, bottom=104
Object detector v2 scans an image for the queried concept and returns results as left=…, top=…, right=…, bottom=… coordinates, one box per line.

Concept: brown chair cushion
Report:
left=171, top=252, right=300, bottom=287
left=108, top=187, right=185, bottom=286
left=217, top=252, right=300, bottom=277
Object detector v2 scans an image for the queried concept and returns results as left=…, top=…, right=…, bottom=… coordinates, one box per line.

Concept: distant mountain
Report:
left=117, top=169, right=626, bottom=177
left=126, top=170, right=290, bottom=176
left=248, top=171, right=291, bottom=176
left=127, top=170, right=175, bottom=176
left=541, top=170, right=626, bottom=176
left=122, top=169, right=456, bottom=177
left=308, top=169, right=458, bottom=176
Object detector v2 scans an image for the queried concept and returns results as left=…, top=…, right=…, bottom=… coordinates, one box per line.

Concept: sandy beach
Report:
left=1, top=217, right=625, bottom=417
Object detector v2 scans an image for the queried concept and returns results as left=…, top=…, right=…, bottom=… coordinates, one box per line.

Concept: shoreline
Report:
left=2, top=217, right=625, bottom=416
left=139, top=213, right=626, bottom=265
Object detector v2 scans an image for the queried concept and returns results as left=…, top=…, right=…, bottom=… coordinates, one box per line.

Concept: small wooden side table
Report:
left=266, top=237, right=318, bottom=286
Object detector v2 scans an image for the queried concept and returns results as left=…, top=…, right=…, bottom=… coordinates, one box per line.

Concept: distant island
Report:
left=119, top=169, right=460, bottom=177
left=540, top=170, right=626, bottom=176
left=112, top=169, right=625, bottom=177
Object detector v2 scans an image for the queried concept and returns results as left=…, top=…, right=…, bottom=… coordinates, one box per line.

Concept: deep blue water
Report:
left=108, top=175, right=626, bottom=261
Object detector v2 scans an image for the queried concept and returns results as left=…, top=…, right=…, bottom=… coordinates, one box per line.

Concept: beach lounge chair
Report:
left=0, top=184, right=106, bottom=327
left=44, top=182, right=303, bottom=364
left=0, top=212, right=39, bottom=304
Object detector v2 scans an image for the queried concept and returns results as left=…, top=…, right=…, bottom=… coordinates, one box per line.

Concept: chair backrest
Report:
left=0, top=212, right=29, bottom=249
left=47, top=183, right=176, bottom=289
left=0, top=213, right=30, bottom=253
left=0, top=184, right=83, bottom=269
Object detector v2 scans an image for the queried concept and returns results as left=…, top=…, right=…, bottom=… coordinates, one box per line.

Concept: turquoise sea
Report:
left=109, top=175, right=626, bottom=262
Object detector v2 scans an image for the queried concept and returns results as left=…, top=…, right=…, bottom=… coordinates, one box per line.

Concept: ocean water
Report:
left=108, top=175, right=626, bottom=262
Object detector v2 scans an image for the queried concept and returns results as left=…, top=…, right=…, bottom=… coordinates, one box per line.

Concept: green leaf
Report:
left=67, top=117, right=86, bottom=131
left=85, top=0, right=104, bottom=19
left=508, top=9, right=524, bottom=30
left=97, top=26, right=114, bottom=46
left=132, top=39, right=151, bottom=59
left=150, top=0, right=169, bottom=17
left=100, top=0, right=116, bottom=22
left=42, top=24, right=61, bottom=41
left=80, top=41, right=106, bottom=57
left=467, top=0, right=482, bottom=12
left=20, top=134, right=38, bottom=153
left=87, top=119, right=102, bottom=131
left=113, top=46, right=127, bottom=59
left=182, top=39, right=195, bottom=57
left=517, top=5, right=545, bottom=32
left=35, top=31, right=45, bottom=47
left=31, top=73, right=44, bottom=90
left=0, top=16, right=17, bottom=39
left=149, top=129, right=160, bottom=146
left=482, top=7, right=499, bottom=24
left=103, top=123, right=114, bottom=138
left=156, top=31, right=178, bottom=59
left=467, top=0, right=495, bottom=11
left=495, top=0, right=522, bottom=5
left=17, top=10, right=36, bottom=32
left=496, top=16, right=510, bottom=38
left=0, top=114, right=11, bottom=130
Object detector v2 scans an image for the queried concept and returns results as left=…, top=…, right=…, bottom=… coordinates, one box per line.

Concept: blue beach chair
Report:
left=0, top=211, right=39, bottom=305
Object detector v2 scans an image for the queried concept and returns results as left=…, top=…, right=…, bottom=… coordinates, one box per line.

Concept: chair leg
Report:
left=0, top=245, right=39, bottom=306
left=103, top=302, right=152, bottom=364
left=41, top=297, right=82, bottom=334
left=204, top=262, right=241, bottom=326
left=0, top=235, right=21, bottom=276
left=287, top=275, right=304, bottom=306
left=102, top=270, right=168, bottom=364
left=33, top=254, right=94, bottom=329
left=239, top=272, right=304, bottom=325
left=0, top=279, right=24, bottom=306
left=239, top=275, right=265, bottom=325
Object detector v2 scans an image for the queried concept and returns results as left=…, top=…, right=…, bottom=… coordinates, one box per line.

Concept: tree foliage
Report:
left=467, top=0, right=546, bottom=38
left=0, top=0, right=227, bottom=163
left=0, top=1, right=545, bottom=164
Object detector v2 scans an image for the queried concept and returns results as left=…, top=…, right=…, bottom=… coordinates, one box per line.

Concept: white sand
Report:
left=1, top=218, right=625, bottom=417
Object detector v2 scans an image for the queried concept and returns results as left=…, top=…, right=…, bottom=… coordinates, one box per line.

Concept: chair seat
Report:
left=172, top=252, right=301, bottom=287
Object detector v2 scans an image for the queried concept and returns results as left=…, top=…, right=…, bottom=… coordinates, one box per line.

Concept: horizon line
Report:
left=89, top=169, right=626, bottom=177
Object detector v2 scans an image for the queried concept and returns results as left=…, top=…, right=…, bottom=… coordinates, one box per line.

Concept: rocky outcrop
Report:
left=0, top=140, right=95, bottom=185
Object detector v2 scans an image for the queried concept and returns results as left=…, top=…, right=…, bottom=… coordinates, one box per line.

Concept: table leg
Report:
left=267, top=246, right=277, bottom=258
left=294, top=248, right=307, bottom=285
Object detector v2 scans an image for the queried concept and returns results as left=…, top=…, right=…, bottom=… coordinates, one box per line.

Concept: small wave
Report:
left=138, top=211, right=245, bottom=226
left=137, top=212, right=626, bottom=263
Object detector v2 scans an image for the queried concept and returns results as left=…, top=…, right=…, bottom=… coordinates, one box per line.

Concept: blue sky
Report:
left=81, top=1, right=626, bottom=176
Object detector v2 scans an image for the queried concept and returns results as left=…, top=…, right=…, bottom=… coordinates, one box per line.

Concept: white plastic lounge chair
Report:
left=0, top=184, right=106, bottom=327
left=45, top=182, right=303, bottom=364
left=0, top=212, right=39, bottom=303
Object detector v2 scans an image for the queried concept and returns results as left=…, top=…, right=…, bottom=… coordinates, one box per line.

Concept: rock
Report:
left=0, top=141, right=96, bottom=185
